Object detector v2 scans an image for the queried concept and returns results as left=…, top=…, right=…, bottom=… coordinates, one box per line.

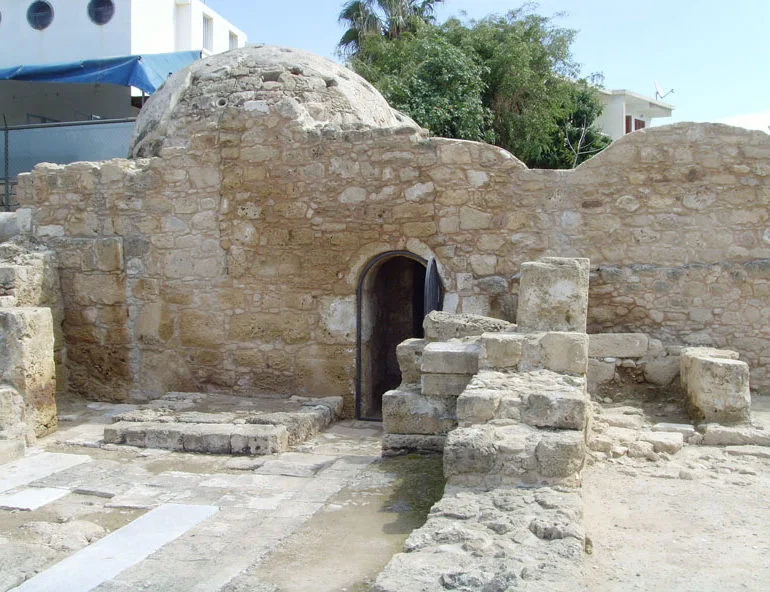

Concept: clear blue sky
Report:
left=205, top=0, right=769, bottom=130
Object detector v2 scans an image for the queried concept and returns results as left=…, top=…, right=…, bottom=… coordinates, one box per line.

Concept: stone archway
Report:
left=356, top=251, right=427, bottom=420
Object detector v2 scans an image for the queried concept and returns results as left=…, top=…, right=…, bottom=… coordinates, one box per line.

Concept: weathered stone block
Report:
left=522, top=387, right=587, bottom=430
left=230, top=424, right=289, bottom=455
left=516, top=257, right=589, bottom=333
left=701, top=425, right=770, bottom=447
left=423, top=311, right=514, bottom=342
left=455, top=389, right=501, bottom=426
left=680, top=347, right=739, bottom=391
left=0, top=307, right=57, bottom=437
left=683, top=354, right=751, bottom=424
left=535, top=431, right=585, bottom=478
left=643, top=356, right=680, bottom=386
left=421, top=342, right=479, bottom=375
left=638, top=431, right=684, bottom=454
left=396, top=338, right=425, bottom=386
left=539, top=332, right=589, bottom=375
left=479, top=332, right=523, bottom=370
left=587, top=359, right=616, bottom=393
left=382, top=389, right=457, bottom=435
left=182, top=424, right=232, bottom=454
left=421, top=373, right=472, bottom=397
left=0, top=439, right=25, bottom=464
left=589, top=333, right=649, bottom=358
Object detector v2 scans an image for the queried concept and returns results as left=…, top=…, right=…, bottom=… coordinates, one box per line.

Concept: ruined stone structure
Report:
left=10, top=45, right=770, bottom=422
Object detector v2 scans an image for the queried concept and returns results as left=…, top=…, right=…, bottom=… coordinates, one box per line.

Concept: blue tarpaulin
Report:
left=0, top=51, right=200, bottom=94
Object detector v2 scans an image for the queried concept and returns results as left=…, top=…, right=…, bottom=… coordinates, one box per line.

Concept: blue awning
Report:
left=0, top=51, right=201, bottom=94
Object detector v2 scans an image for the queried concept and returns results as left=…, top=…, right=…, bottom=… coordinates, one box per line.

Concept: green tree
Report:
left=343, top=3, right=610, bottom=169
left=353, top=27, right=494, bottom=142
left=338, top=0, right=444, bottom=56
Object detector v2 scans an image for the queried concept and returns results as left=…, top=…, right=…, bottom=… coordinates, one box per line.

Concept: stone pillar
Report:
left=0, top=307, right=57, bottom=438
left=516, top=257, right=590, bottom=333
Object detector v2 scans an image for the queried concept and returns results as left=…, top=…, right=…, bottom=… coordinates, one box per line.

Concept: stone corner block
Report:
left=684, top=355, right=751, bottom=425
left=396, top=338, right=426, bottom=386
left=382, top=388, right=457, bottom=435
left=421, top=342, right=479, bottom=375
left=539, top=332, right=589, bottom=375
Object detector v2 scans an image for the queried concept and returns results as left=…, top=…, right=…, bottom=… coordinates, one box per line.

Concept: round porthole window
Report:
left=27, top=1, right=54, bottom=30
left=88, top=0, right=115, bottom=26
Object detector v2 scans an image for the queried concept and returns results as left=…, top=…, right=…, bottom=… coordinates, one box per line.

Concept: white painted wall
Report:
left=0, top=0, right=247, bottom=69
left=0, top=0, right=132, bottom=68
left=595, top=94, right=626, bottom=141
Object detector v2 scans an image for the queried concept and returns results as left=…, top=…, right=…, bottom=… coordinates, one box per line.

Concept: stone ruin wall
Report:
left=12, top=48, right=770, bottom=413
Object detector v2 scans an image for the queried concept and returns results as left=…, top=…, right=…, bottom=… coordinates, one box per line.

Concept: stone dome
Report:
left=130, top=45, right=420, bottom=157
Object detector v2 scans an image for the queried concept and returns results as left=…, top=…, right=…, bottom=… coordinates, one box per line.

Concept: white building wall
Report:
left=0, top=0, right=132, bottom=68
left=130, top=0, right=178, bottom=55
left=595, top=95, right=626, bottom=141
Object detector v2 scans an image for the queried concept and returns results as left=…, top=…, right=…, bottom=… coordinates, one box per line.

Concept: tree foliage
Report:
left=338, top=0, right=444, bottom=55
left=340, top=3, right=610, bottom=169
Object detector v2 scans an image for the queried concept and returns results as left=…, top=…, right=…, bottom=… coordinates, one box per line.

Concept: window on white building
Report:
left=229, top=32, right=238, bottom=50
left=203, top=14, right=214, bottom=52
left=88, top=0, right=115, bottom=26
left=28, top=1, right=54, bottom=30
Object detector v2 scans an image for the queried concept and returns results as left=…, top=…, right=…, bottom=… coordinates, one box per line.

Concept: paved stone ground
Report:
left=0, top=398, right=444, bottom=592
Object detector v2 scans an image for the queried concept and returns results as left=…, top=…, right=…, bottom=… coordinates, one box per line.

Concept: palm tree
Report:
left=337, top=0, right=444, bottom=56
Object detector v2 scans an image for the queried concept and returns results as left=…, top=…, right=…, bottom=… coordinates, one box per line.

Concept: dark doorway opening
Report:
left=356, top=252, right=426, bottom=420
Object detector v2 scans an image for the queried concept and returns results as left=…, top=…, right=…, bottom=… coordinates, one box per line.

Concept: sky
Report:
left=204, top=0, right=770, bottom=131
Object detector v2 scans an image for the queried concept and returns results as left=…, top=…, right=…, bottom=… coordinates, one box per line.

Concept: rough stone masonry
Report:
left=10, top=44, right=770, bottom=415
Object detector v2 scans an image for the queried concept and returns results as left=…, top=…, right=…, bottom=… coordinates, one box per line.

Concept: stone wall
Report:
left=13, top=46, right=770, bottom=410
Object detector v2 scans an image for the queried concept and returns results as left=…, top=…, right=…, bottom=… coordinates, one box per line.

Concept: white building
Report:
left=0, top=0, right=247, bottom=124
left=595, top=89, right=674, bottom=141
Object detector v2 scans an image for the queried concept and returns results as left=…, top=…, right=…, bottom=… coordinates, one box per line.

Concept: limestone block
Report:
left=680, top=347, right=739, bottom=392
left=701, top=425, right=770, bottom=447
left=0, top=440, right=26, bottom=464
left=396, top=338, right=425, bottom=386
left=587, top=359, right=616, bottom=393
left=535, top=431, right=586, bottom=478
left=638, top=431, right=684, bottom=454
left=643, top=356, right=680, bottom=386
left=0, top=386, right=26, bottom=436
left=516, top=257, right=590, bottom=333
left=421, top=342, right=479, bottom=375
left=539, top=332, right=589, bottom=375
left=423, top=311, right=514, bottom=342
left=382, top=389, right=457, bottom=435
left=230, top=424, right=289, bottom=455
left=381, top=433, right=445, bottom=456
left=442, top=425, right=500, bottom=477
left=479, top=332, right=523, bottom=370
left=522, top=387, right=587, bottom=430
left=455, top=389, right=502, bottom=426
left=182, top=424, right=232, bottom=454
left=589, top=333, right=649, bottom=358
left=0, top=308, right=56, bottom=437
left=421, top=373, right=472, bottom=397
left=684, top=355, right=751, bottom=424
left=652, top=423, right=695, bottom=438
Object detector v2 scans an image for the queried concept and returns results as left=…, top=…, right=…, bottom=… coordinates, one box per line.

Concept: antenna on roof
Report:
left=655, top=80, right=674, bottom=101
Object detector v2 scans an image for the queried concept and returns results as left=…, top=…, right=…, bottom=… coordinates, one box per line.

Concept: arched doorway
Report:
left=356, top=251, right=439, bottom=420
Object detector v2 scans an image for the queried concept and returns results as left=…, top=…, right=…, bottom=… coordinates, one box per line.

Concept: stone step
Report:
left=456, top=369, right=587, bottom=430
left=103, top=421, right=289, bottom=455
left=443, top=422, right=585, bottom=487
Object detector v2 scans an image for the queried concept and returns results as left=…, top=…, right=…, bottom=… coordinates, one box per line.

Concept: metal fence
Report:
left=1, top=117, right=136, bottom=211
